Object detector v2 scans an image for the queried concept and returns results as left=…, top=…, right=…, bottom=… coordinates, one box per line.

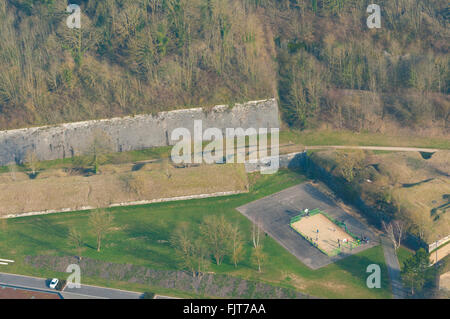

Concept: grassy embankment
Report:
left=1, top=129, right=448, bottom=175
left=0, top=169, right=392, bottom=299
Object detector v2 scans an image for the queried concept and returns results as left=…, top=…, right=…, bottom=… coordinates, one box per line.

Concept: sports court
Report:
left=237, top=182, right=377, bottom=269
left=291, top=213, right=356, bottom=256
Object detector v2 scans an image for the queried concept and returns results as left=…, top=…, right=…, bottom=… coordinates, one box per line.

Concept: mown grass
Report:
left=0, top=169, right=391, bottom=298
left=279, top=130, right=450, bottom=150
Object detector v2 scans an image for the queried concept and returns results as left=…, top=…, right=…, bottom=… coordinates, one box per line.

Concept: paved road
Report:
left=0, top=273, right=50, bottom=292
left=381, top=237, right=406, bottom=299
left=0, top=272, right=143, bottom=299
left=63, top=284, right=142, bottom=299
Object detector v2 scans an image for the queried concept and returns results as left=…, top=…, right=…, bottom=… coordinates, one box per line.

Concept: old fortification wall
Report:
left=0, top=99, right=279, bottom=166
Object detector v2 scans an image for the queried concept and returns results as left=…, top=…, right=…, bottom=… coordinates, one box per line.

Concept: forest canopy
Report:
left=0, top=0, right=448, bottom=135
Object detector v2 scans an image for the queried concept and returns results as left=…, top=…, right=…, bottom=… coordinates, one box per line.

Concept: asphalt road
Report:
left=0, top=273, right=50, bottom=292
left=381, top=237, right=406, bottom=299
left=0, top=272, right=143, bottom=299
left=63, top=284, right=143, bottom=299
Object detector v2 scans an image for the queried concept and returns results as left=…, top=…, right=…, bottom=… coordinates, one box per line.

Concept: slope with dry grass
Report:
left=0, top=161, right=248, bottom=216
left=309, top=149, right=450, bottom=245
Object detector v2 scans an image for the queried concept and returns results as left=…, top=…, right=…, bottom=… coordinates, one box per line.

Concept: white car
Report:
left=49, top=278, right=59, bottom=289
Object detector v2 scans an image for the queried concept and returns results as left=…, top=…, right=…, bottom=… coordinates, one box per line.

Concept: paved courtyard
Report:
left=237, top=183, right=378, bottom=269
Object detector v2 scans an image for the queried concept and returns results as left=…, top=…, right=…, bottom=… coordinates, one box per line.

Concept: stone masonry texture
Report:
left=0, top=99, right=279, bottom=166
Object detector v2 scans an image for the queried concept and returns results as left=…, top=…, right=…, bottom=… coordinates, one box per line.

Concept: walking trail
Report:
left=381, top=236, right=406, bottom=299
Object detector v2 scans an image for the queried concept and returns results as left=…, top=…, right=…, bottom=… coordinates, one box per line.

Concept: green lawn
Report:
left=0, top=169, right=391, bottom=298
left=397, top=246, right=415, bottom=271
left=280, top=130, right=450, bottom=150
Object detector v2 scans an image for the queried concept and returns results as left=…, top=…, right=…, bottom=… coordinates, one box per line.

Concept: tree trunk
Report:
left=97, top=235, right=101, bottom=252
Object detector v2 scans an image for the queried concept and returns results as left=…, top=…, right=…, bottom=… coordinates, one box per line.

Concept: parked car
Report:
left=49, top=278, right=59, bottom=289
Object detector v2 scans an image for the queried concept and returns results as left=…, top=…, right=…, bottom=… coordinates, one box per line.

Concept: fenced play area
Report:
left=290, top=209, right=362, bottom=256
left=238, top=183, right=377, bottom=269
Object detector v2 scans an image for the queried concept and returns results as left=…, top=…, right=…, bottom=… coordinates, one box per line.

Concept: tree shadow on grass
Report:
left=15, top=231, right=69, bottom=255
left=120, top=222, right=177, bottom=268
left=333, top=247, right=391, bottom=294
left=83, top=242, right=96, bottom=251
left=29, top=216, right=69, bottom=240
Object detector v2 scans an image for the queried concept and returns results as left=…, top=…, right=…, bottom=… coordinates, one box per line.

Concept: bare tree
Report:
left=200, top=215, right=232, bottom=265
left=24, top=150, right=40, bottom=178
left=58, top=11, right=99, bottom=67
left=251, top=245, right=266, bottom=273
left=74, top=129, right=114, bottom=174
left=252, top=217, right=263, bottom=249
left=230, top=224, right=244, bottom=268
left=382, top=220, right=404, bottom=250
left=250, top=217, right=266, bottom=272
left=68, top=227, right=84, bottom=260
left=8, top=164, right=18, bottom=181
left=89, top=209, right=114, bottom=252
left=161, top=158, right=172, bottom=179
left=170, top=223, right=209, bottom=278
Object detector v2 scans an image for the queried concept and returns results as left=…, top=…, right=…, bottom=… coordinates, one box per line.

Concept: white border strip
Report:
left=0, top=259, right=14, bottom=263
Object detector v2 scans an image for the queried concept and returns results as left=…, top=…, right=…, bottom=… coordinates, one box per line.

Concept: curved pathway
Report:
left=381, top=237, right=406, bottom=299
left=305, top=146, right=441, bottom=153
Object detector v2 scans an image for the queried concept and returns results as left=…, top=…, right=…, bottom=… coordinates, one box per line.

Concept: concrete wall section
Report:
left=0, top=99, right=279, bottom=166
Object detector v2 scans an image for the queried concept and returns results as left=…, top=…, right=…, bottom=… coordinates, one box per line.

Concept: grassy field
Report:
left=279, top=130, right=450, bottom=150
left=0, top=169, right=392, bottom=298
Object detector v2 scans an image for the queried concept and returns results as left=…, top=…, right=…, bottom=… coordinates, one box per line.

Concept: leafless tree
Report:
left=251, top=245, right=266, bottom=273
left=24, top=150, right=40, bottom=178
left=170, top=223, right=209, bottom=278
left=230, top=223, right=244, bottom=268
left=252, top=216, right=263, bottom=249
left=68, top=227, right=84, bottom=260
left=74, top=129, right=114, bottom=174
left=8, top=164, right=17, bottom=181
left=89, top=209, right=115, bottom=252
left=200, top=215, right=232, bottom=265
left=382, top=220, right=404, bottom=250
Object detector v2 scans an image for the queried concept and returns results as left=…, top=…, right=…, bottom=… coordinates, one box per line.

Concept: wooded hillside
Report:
left=0, top=0, right=448, bottom=135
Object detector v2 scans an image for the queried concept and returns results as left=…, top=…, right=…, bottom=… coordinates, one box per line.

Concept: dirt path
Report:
left=305, top=146, right=441, bottom=152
